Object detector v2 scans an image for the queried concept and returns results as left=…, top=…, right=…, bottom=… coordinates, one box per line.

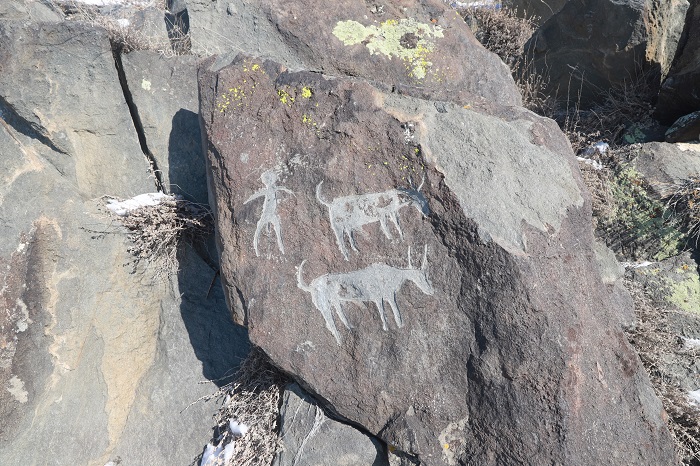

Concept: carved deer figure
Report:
left=316, top=179, right=429, bottom=260
left=297, top=246, right=434, bottom=344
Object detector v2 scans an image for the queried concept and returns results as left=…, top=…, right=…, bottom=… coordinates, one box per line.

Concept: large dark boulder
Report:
left=528, top=0, right=688, bottom=107
left=656, top=1, right=700, bottom=123
left=199, top=54, right=675, bottom=465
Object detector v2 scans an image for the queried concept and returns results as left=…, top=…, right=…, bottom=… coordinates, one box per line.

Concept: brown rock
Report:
left=199, top=54, right=676, bottom=465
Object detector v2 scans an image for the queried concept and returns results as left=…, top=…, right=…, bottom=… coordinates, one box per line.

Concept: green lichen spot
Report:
left=602, top=165, right=684, bottom=261
left=332, top=18, right=444, bottom=80
left=664, top=273, right=700, bottom=313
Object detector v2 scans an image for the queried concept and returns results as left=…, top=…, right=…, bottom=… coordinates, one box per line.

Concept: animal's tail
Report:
left=315, top=181, right=331, bottom=207
left=297, top=260, right=312, bottom=292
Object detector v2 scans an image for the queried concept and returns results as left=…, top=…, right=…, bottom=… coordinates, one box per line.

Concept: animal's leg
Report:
left=332, top=299, right=352, bottom=329
left=389, top=292, right=404, bottom=328
left=379, top=216, right=394, bottom=240
left=374, top=300, right=389, bottom=331
left=390, top=213, right=403, bottom=239
left=315, top=298, right=342, bottom=345
left=332, top=224, right=350, bottom=260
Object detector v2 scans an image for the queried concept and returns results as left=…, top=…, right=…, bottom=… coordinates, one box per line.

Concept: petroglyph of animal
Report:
left=316, top=180, right=429, bottom=260
left=297, top=246, right=434, bottom=344
left=244, top=169, right=293, bottom=256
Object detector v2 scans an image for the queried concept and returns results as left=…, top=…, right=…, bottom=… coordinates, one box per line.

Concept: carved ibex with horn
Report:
left=297, top=245, right=434, bottom=344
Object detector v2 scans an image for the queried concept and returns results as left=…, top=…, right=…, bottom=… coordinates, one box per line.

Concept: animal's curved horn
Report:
left=421, top=244, right=428, bottom=270
left=407, top=246, right=412, bottom=269
left=418, top=175, right=425, bottom=191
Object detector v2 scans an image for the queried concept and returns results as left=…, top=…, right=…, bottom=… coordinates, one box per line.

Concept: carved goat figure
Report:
left=316, top=179, right=429, bottom=260
left=297, top=246, right=434, bottom=344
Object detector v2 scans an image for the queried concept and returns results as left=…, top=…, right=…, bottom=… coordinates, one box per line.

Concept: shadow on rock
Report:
left=175, top=227, right=250, bottom=387
left=168, top=108, right=209, bottom=204
left=169, top=106, right=249, bottom=386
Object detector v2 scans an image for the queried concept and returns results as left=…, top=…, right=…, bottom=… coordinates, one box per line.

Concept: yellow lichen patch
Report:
left=332, top=18, right=444, bottom=80
left=301, top=87, right=313, bottom=98
left=217, top=61, right=266, bottom=113
left=278, top=88, right=295, bottom=106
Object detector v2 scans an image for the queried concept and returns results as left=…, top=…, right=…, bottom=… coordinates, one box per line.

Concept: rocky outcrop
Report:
left=630, top=141, right=700, bottom=195
left=528, top=0, right=688, bottom=107
left=0, top=0, right=62, bottom=21
left=186, top=0, right=521, bottom=107
left=0, top=20, right=154, bottom=198
left=0, top=12, right=247, bottom=466
left=199, top=53, right=675, bottom=465
left=274, top=383, right=388, bottom=466
left=665, top=110, right=700, bottom=143
left=656, top=1, right=700, bottom=123
left=122, top=52, right=209, bottom=203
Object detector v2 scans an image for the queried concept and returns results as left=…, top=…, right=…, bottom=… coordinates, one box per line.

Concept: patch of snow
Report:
left=689, top=389, right=700, bottom=406
left=116, top=18, right=130, bottom=28
left=451, top=1, right=502, bottom=8
left=621, top=261, right=654, bottom=269
left=681, top=337, right=700, bottom=350
left=576, top=157, right=604, bottom=170
left=200, top=443, right=223, bottom=466
left=106, top=192, right=174, bottom=216
left=223, top=442, right=235, bottom=463
left=229, top=420, right=249, bottom=437
left=581, top=141, right=610, bottom=157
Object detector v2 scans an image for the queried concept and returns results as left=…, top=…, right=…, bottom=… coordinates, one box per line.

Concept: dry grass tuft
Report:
left=49, top=0, right=190, bottom=56
left=625, top=278, right=700, bottom=465
left=559, top=71, right=657, bottom=152
left=105, top=195, right=212, bottom=279
left=198, top=349, right=288, bottom=466
left=460, top=5, right=555, bottom=115
left=461, top=5, right=535, bottom=66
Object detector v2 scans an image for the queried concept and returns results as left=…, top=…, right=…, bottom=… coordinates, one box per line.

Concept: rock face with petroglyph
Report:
left=199, top=54, right=676, bottom=465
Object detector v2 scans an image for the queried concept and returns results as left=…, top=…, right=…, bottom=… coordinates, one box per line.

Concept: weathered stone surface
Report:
left=508, top=0, right=568, bottom=24
left=199, top=54, right=675, bottom=465
left=0, top=106, right=249, bottom=465
left=656, top=1, right=700, bottom=124
left=665, top=110, right=700, bottom=143
left=0, top=0, right=62, bottom=21
left=186, top=0, right=520, bottom=107
left=122, top=51, right=208, bottom=203
left=0, top=20, right=153, bottom=198
left=0, top=19, right=248, bottom=465
left=645, top=0, right=690, bottom=79
left=630, top=142, right=700, bottom=196
left=528, top=0, right=688, bottom=106
left=274, top=383, right=388, bottom=466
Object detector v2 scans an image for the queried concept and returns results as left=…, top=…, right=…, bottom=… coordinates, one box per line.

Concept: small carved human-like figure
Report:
left=244, top=169, right=293, bottom=256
